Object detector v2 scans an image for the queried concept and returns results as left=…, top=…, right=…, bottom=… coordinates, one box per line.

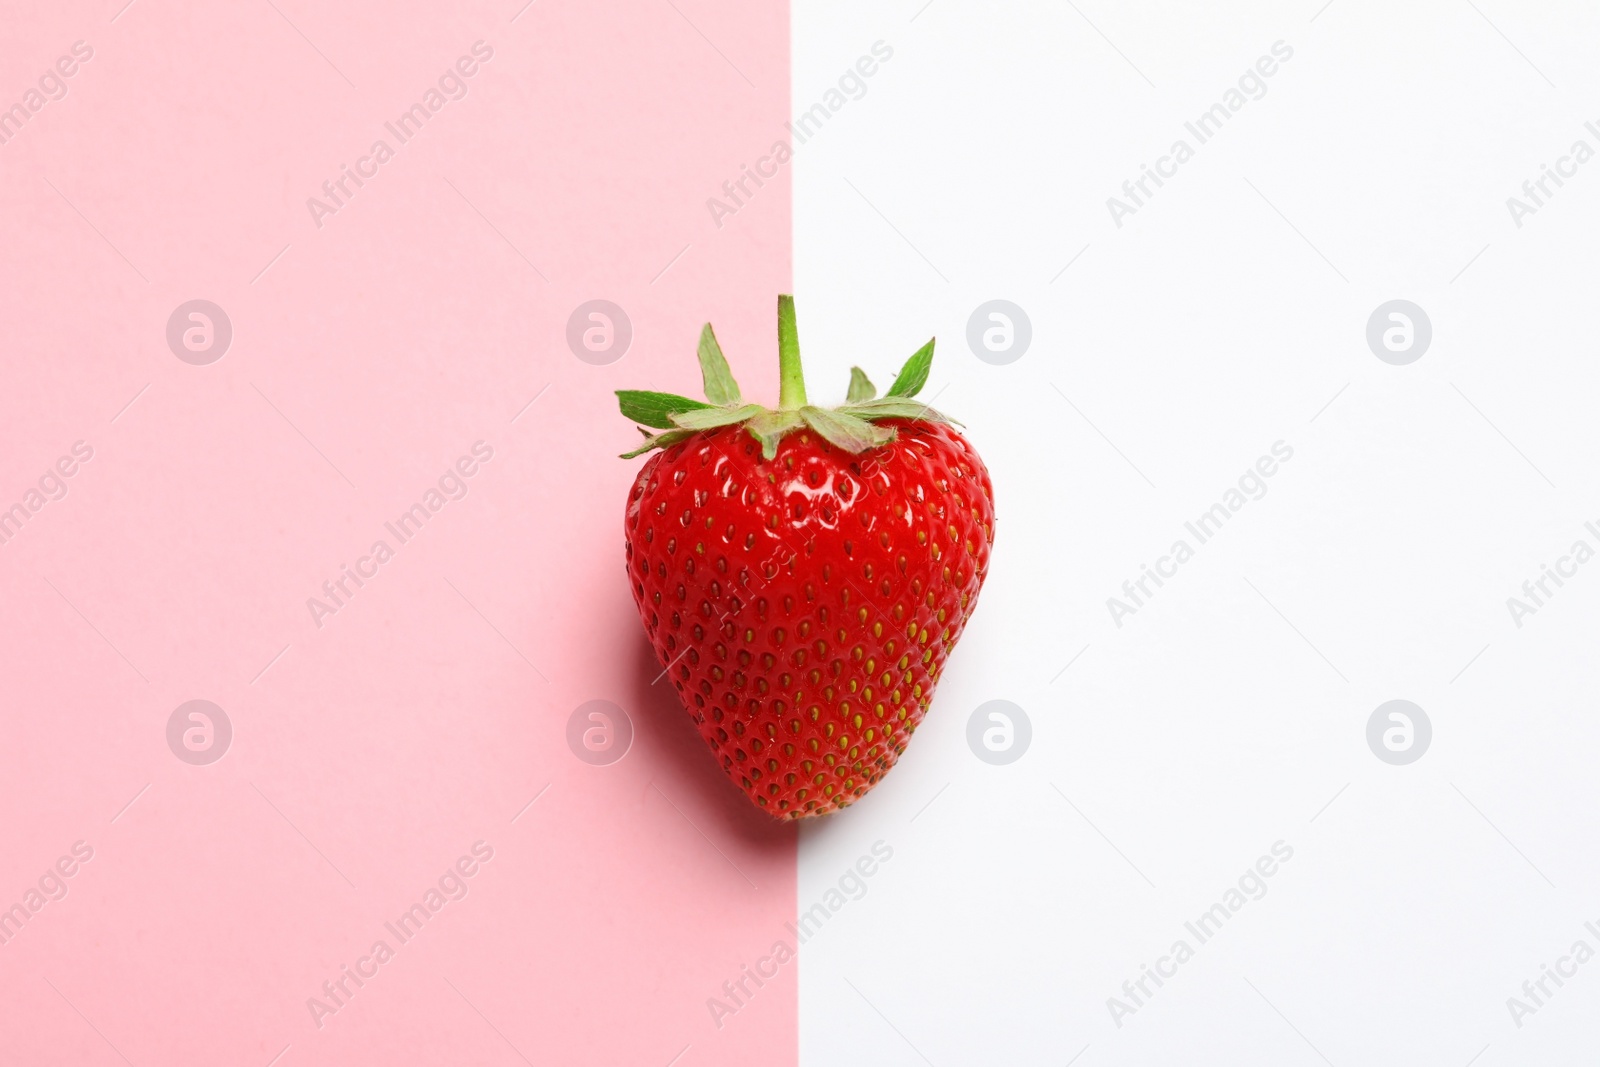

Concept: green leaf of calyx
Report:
left=616, top=390, right=713, bottom=430
left=697, top=324, right=742, bottom=406
left=838, top=397, right=954, bottom=423
left=746, top=410, right=802, bottom=460
left=846, top=367, right=877, bottom=403
left=886, top=338, right=935, bottom=398
left=619, top=428, right=694, bottom=458
left=669, top=403, right=765, bottom=431
left=799, top=406, right=895, bottom=453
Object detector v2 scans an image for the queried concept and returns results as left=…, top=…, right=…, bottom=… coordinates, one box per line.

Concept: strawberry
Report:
left=618, top=296, right=995, bottom=818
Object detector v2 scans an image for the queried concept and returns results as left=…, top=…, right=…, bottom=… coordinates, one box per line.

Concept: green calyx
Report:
left=616, top=295, right=949, bottom=460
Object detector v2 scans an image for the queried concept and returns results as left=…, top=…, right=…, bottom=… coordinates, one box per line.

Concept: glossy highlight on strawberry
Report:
left=618, top=297, right=995, bottom=818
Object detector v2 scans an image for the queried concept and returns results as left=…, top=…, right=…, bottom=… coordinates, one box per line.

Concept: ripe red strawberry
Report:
left=618, top=296, right=995, bottom=818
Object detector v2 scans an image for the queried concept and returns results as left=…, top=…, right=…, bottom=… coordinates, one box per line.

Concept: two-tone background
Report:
left=4, top=1, right=1598, bottom=1063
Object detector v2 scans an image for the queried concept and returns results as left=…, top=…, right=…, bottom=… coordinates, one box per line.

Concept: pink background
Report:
left=0, top=1, right=795, bottom=1063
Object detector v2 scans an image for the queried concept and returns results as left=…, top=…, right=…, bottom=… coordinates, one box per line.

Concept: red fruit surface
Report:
left=624, top=418, right=996, bottom=818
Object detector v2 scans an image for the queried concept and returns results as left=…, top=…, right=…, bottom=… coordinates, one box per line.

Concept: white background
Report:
left=793, top=1, right=1600, bottom=1063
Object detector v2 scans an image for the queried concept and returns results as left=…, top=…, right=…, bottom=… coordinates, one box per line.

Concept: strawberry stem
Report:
left=777, top=294, right=807, bottom=410
left=617, top=296, right=950, bottom=459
